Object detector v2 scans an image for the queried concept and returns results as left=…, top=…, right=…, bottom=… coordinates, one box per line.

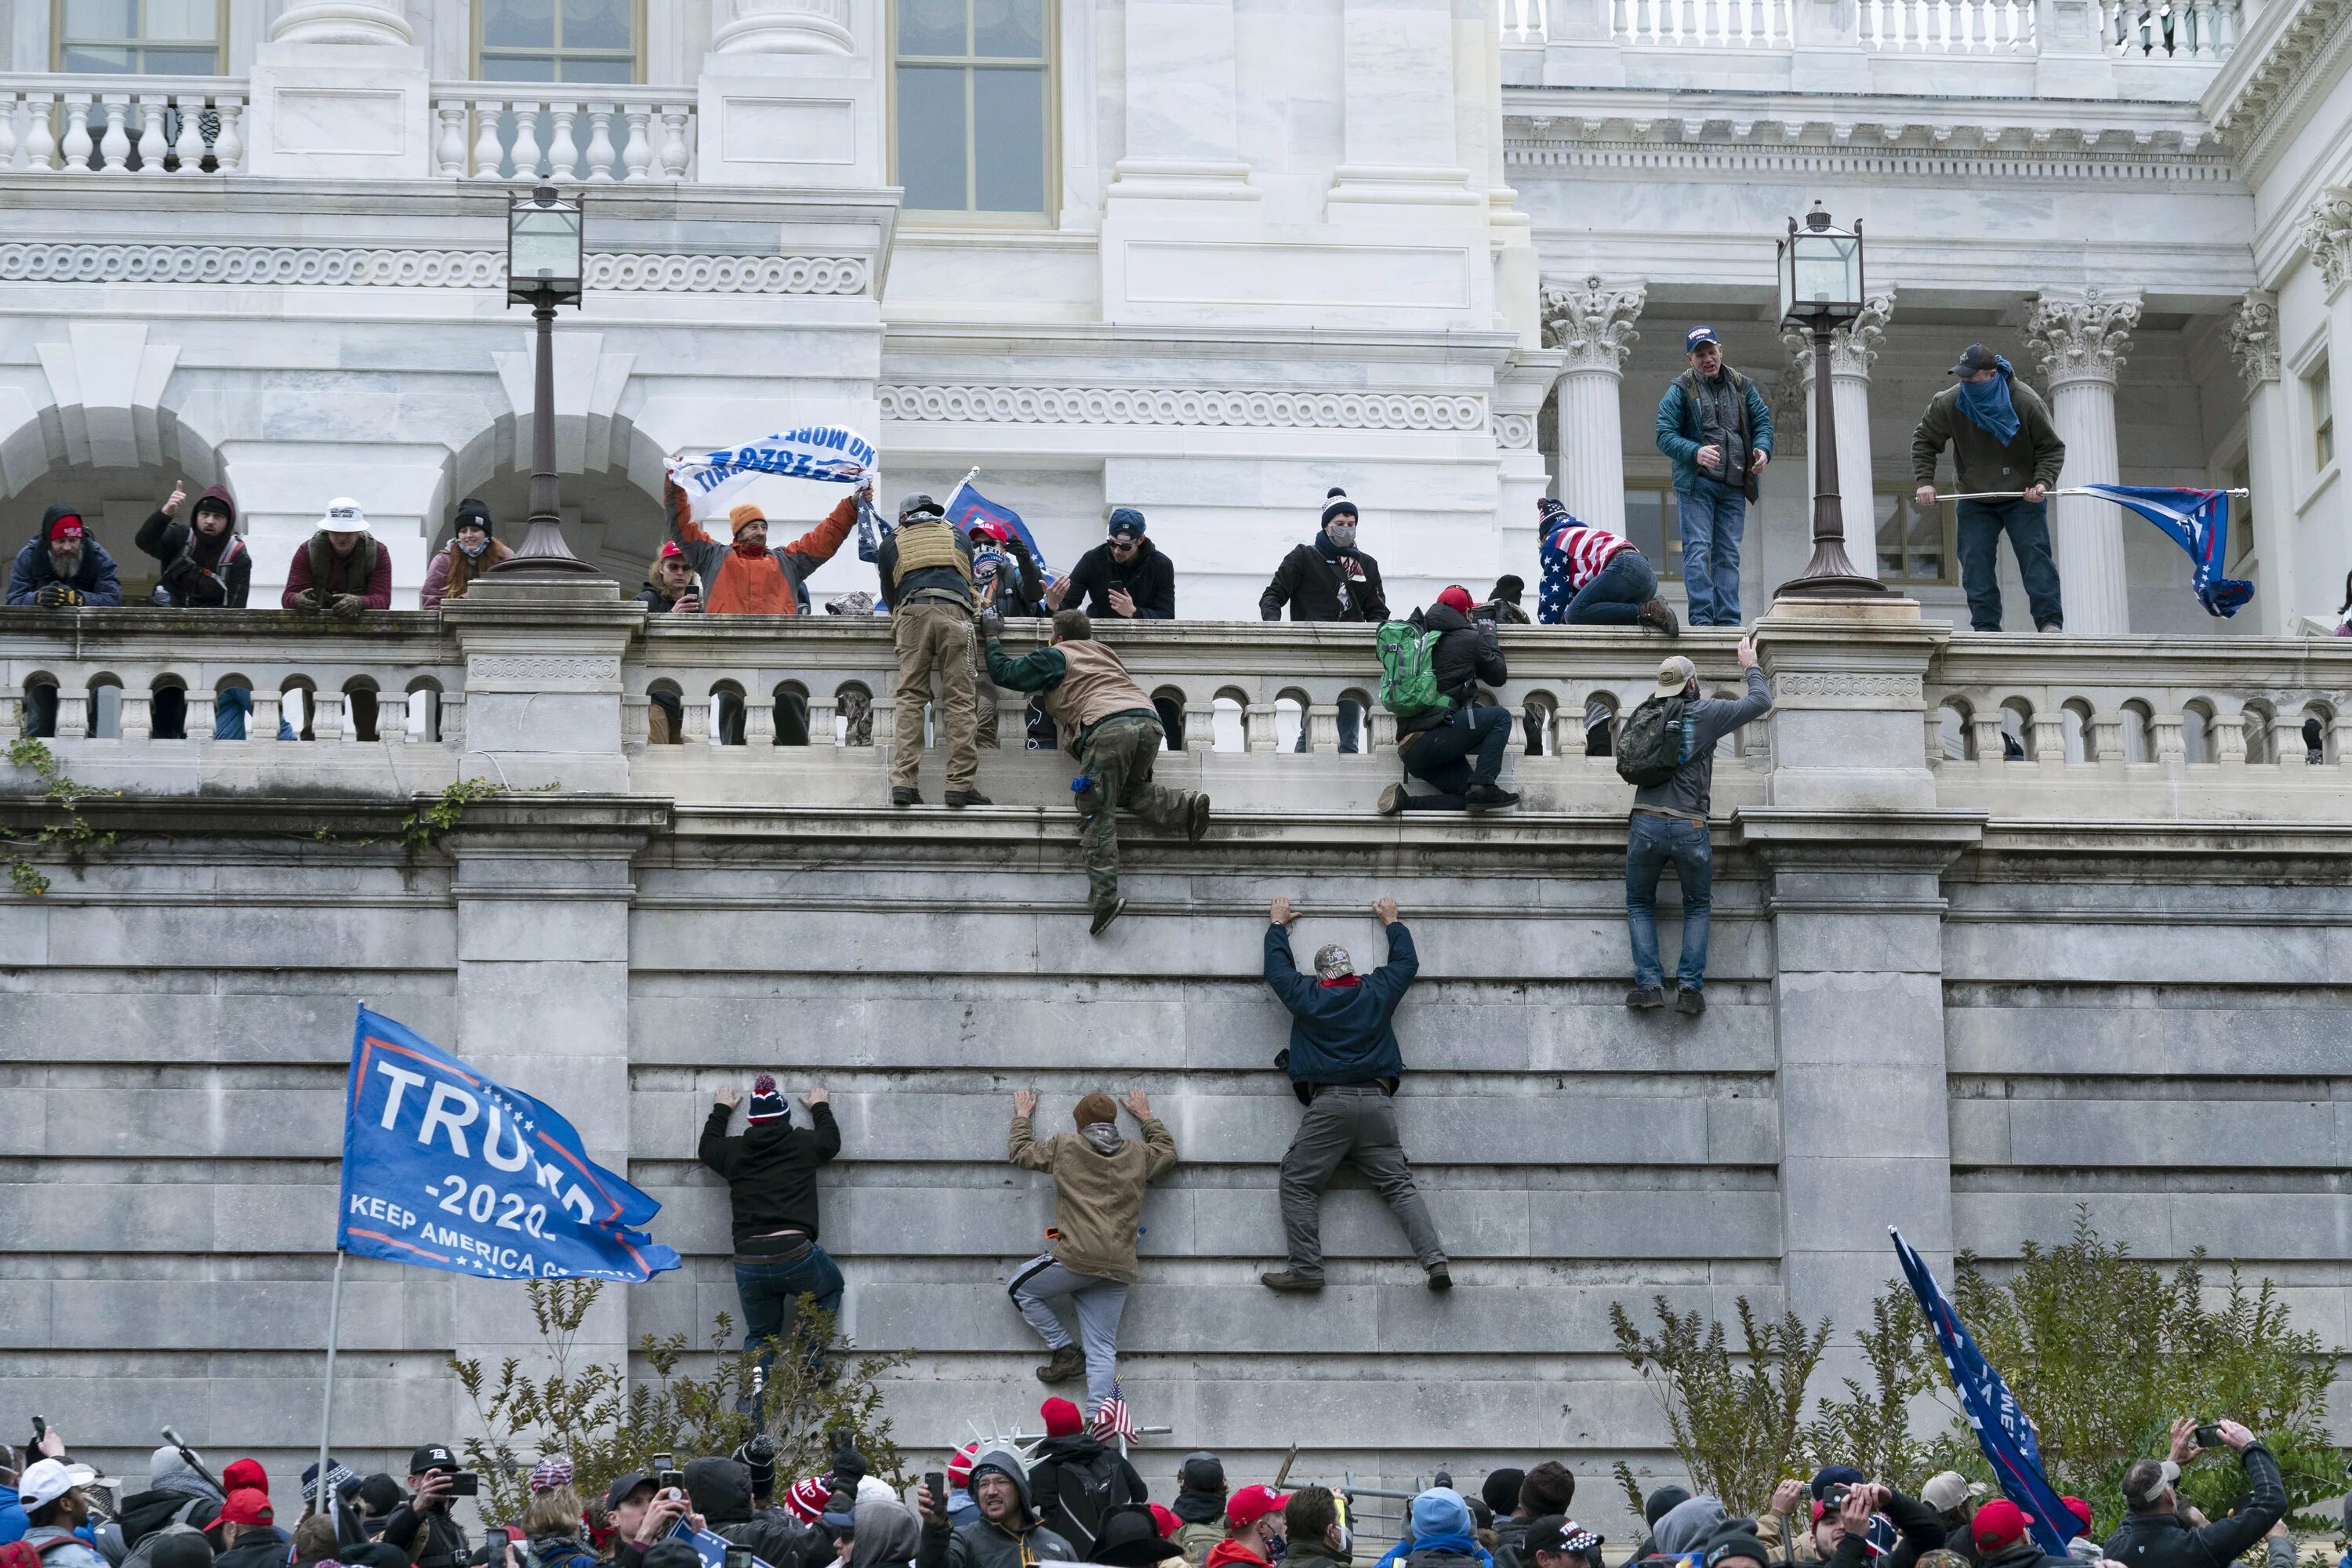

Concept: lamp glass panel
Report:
left=1791, top=232, right=1860, bottom=310
left=510, top=206, right=583, bottom=283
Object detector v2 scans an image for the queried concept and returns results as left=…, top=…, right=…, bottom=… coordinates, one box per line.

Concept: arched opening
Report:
left=2241, top=699, right=2276, bottom=764
left=1939, top=698, right=1973, bottom=762
left=2122, top=700, right=2155, bottom=764
left=405, top=677, right=445, bottom=743
left=1274, top=690, right=1308, bottom=753
left=148, top=673, right=192, bottom=741
left=443, top=411, right=677, bottom=597
left=2300, top=702, right=2336, bottom=764
left=1212, top=691, right=1246, bottom=753
left=1998, top=698, right=2034, bottom=762
left=1151, top=685, right=1189, bottom=751
left=710, top=680, right=748, bottom=746
left=833, top=681, right=874, bottom=747
left=343, top=677, right=383, bottom=742
left=2181, top=699, right=2216, bottom=764
left=1522, top=690, right=1559, bottom=757
left=2061, top=699, right=2095, bottom=763
left=646, top=679, right=685, bottom=745
left=86, top=673, right=123, bottom=739
left=0, top=419, right=230, bottom=608
left=1582, top=691, right=1621, bottom=759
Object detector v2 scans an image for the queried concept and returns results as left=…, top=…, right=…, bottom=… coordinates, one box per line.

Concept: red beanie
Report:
left=223, top=1459, right=269, bottom=1497
left=48, top=513, right=83, bottom=543
left=2061, top=1498, right=2093, bottom=1538
left=782, top=1477, right=830, bottom=1523
left=1436, top=585, right=1474, bottom=613
left=1972, top=1501, right=2030, bottom=1553
left=1041, top=1397, right=1084, bottom=1437
left=947, top=1443, right=978, bottom=1490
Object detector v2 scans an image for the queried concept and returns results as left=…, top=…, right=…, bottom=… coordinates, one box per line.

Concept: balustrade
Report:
left=430, top=85, right=695, bottom=182
left=1861, top=0, right=2036, bottom=51
left=1610, top=0, right=1795, bottom=45
left=2101, top=0, right=2237, bottom=56
left=0, top=77, right=245, bottom=173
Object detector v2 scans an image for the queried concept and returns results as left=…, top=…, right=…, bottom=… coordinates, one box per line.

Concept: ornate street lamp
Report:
left=1774, top=201, right=1891, bottom=599
left=488, top=183, right=599, bottom=579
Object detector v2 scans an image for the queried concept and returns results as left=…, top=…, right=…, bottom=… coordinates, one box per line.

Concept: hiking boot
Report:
left=1260, top=1269, right=1325, bottom=1294
left=1639, top=598, right=1681, bottom=636
left=1624, top=985, right=1667, bottom=1009
left=1186, top=793, right=1212, bottom=844
left=1675, top=985, right=1706, bottom=1016
left=1089, top=898, right=1127, bottom=937
left=891, top=787, right=921, bottom=808
left=1426, top=1264, right=1454, bottom=1292
left=1464, top=783, right=1519, bottom=811
left=1377, top=783, right=1404, bottom=816
left=1036, top=1344, right=1086, bottom=1385
left=945, top=789, right=992, bottom=808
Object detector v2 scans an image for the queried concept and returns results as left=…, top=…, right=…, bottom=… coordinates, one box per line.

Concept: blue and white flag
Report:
left=2082, top=485, right=2254, bottom=618
left=946, top=477, right=1054, bottom=581
left=667, top=426, right=876, bottom=504
left=338, top=1005, right=681, bottom=1283
left=1891, top=1229, right=2073, bottom=1557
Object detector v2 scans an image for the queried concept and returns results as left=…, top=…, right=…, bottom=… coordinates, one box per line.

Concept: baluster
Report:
left=658, top=105, right=691, bottom=176
left=56, top=692, right=89, bottom=740
left=1306, top=704, right=1339, bottom=753
left=1243, top=703, right=1279, bottom=752
left=134, top=95, right=167, bottom=172
left=681, top=695, right=711, bottom=745
left=622, top=697, right=651, bottom=749
left=98, top=95, right=132, bottom=172
left=2031, top=714, right=2066, bottom=768
left=510, top=102, right=544, bottom=180
left=440, top=695, right=465, bottom=749
left=0, top=92, right=17, bottom=171
left=0, top=690, right=18, bottom=744
left=61, top=96, right=94, bottom=171
left=746, top=696, right=775, bottom=746
left=470, top=100, right=505, bottom=180
left=582, top=103, right=617, bottom=181
left=2089, top=713, right=2124, bottom=765
left=173, top=96, right=206, bottom=167
left=619, top=104, right=653, bottom=180
left=546, top=103, right=580, bottom=182
left=376, top=691, right=409, bottom=742
left=25, top=92, right=56, bottom=171
left=804, top=695, right=837, bottom=748
left=212, top=97, right=243, bottom=169
left=251, top=691, right=281, bottom=742
left=120, top=692, right=153, bottom=739
left=435, top=103, right=470, bottom=176
left=1969, top=713, right=2003, bottom=769
left=1369, top=709, right=1399, bottom=753
left=312, top=690, right=344, bottom=742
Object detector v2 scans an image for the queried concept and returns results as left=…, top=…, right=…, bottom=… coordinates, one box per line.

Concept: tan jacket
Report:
left=1008, top=1113, right=1178, bottom=1283
left=1041, top=639, right=1156, bottom=736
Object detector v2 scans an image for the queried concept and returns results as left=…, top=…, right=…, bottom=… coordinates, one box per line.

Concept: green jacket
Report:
left=1911, top=378, right=2067, bottom=495
left=1655, top=368, right=1774, bottom=500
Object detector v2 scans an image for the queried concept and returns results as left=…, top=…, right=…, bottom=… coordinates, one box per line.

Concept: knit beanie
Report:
left=1041, top=1398, right=1084, bottom=1437
left=947, top=1444, right=979, bottom=1491
left=1481, top=1471, right=1525, bottom=1518
left=782, top=1477, right=832, bottom=1524
left=455, top=497, right=493, bottom=538
left=747, top=1073, right=788, bottom=1123
left=1643, top=1487, right=1692, bottom=1528
left=1494, top=575, right=1526, bottom=604
left=1073, top=1093, right=1118, bottom=1129
left=1320, top=488, right=1358, bottom=528
left=728, top=503, right=767, bottom=536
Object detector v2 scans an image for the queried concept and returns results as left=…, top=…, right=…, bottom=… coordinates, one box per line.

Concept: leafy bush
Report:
left=1610, top=1294, right=1830, bottom=1515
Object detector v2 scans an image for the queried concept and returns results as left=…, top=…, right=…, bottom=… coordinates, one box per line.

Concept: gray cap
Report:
left=897, top=492, right=944, bottom=524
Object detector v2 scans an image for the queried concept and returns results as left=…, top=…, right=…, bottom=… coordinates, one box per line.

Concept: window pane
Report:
left=562, top=0, right=633, bottom=48
left=484, top=0, right=557, bottom=49
left=1875, top=492, right=1904, bottom=579
left=1904, top=501, right=1943, bottom=581
left=972, top=0, right=1044, bottom=56
left=63, top=43, right=136, bottom=71
left=146, top=0, right=219, bottom=40
left=1621, top=488, right=1664, bottom=564
left=481, top=55, right=560, bottom=81
left=64, top=0, right=138, bottom=38
left=897, top=64, right=968, bottom=210
left=559, top=56, right=636, bottom=82
left=899, top=0, right=967, bottom=55
left=972, top=66, right=1044, bottom=212
left=142, top=43, right=220, bottom=71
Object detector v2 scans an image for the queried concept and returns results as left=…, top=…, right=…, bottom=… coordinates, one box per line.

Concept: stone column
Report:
left=1497, top=348, right=1567, bottom=580
left=1780, top=292, right=1894, bottom=581
left=2027, top=289, right=2141, bottom=635
left=1541, top=276, right=1645, bottom=533
left=246, top=0, right=430, bottom=177
left=269, top=1, right=412, bottom=42
left=711, top=0, right=855, bottom=52
left=2299, top=193, right=2352, bottom=620
left=2227, top=292, right=2292, bottom=635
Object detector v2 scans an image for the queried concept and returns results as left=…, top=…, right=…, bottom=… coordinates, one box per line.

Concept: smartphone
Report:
left=925, top=1472, right=948, bottom=1512
left=485, top=1529, right=515, bottom=1555
left=2194, top=1424, right=2223, bottom=1447
left=448, top=1472, right=479, bottom=1498
left=725, top=1549, right=756, bottom=1568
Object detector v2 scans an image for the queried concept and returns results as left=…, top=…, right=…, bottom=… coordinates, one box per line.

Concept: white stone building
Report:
left=2, top=0, right=2342, bottom=632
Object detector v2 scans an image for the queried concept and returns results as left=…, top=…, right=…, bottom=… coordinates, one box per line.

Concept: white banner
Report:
left=666, top=425, right=876, bottom=505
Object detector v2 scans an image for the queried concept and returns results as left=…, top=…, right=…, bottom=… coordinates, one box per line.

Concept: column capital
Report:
left=1540, top=275, right=1645, bottom=374
left=1774, top=326, right=1812, bottom=450
left=2297, top=188, right=2352, bottom=298
left=268, top=1, right=412, bottom=44
left=2026, top=287, right=2141, bottom=389
left=2228, top=292, right=2281, bottom=391
left=1828, top=292, right=1896, bottom=378
left=710, top=0, right=855, bottom=55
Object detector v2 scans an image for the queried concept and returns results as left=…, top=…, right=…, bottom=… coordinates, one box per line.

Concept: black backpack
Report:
left=1046, top=1447, right=1129, bottom=1559
left=1615, top=695, right=1694, bottom=787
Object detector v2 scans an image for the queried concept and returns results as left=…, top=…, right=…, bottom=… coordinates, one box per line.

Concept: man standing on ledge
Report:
left=1911, top=343, right=2067, bottom=633
left=1260, top=895, right=1449, bottom=1294
left=879, top=492, right=987, bottom=809
left=1653, top=327, right=1772, bottom=628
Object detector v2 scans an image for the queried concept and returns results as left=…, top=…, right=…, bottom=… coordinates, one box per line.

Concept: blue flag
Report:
left=946, top=478, right=1053, bottom=580
left=1891, top=1229, right=2072, bottom=1557
left=2081, top=485, right=2254, bottom=618
left=337, top=1006, right=681, bottom=1283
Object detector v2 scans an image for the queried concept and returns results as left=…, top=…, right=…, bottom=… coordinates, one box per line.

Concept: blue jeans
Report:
left=1294, top=699, right=1361, bottom=753
left=1675, top=479, right=1748, bottom=626
left=213, top=686, right=296, bottom=741
left=1625, top=811, right=1713, bottom=990
left=734, top=1242, right=845, bottom=1414
left=1565, top=550, right=1657, bottom=626
left=1955, top=498, right=2064, bottom=632
left=1398, top=705, right=1511, bottom=808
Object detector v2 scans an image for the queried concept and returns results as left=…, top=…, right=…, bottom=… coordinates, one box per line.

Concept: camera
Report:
left=2194, top=1424, right=2223, bottom=1448
left=445, top=1472, right=479, bottom=1498
left=654, top=1454, right=687, bottom=1494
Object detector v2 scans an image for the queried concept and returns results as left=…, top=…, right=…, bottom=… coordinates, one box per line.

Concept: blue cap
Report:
left=1106, top=506, right=1146, bottom=537
left=1686, top=325, right=1722, bottom=351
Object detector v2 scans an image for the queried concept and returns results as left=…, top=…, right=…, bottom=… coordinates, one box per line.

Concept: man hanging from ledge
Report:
left=662, top=461, right=862, bottom=615
left=980, top=606, right=1211, bottom=936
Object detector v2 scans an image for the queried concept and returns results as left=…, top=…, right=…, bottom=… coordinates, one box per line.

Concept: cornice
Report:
left=878, top=384, right=1489, bottom=431
left=2205, top=0, right=2352, bottom=165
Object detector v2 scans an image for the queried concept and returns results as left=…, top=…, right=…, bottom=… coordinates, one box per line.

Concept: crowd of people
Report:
left=0, top=1414, right=2298, bottom=1568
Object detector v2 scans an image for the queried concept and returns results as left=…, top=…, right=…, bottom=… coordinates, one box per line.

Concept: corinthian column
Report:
left=1781, top=292, right=1894, bottom=580
left=2228, top=292, right=2292, bottom=633
left=1541, top=276, right=1645, bottom=532
left=2027, top=288, right=2142, bottom=634
left=269, top=2, right=412, bottom=42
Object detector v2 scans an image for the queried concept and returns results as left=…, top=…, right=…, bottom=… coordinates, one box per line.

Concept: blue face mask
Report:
left=1955, top=360, right=2021, bottom=442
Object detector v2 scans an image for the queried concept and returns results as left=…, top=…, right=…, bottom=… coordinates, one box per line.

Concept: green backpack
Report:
left=1377, top=619, right=1450, bottom=719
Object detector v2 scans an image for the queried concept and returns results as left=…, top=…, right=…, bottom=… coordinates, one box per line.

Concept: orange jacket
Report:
left=664, top=482, right=856, bottom=614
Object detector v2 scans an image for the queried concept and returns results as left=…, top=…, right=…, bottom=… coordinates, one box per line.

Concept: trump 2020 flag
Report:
left=1891, top=1229, right=2072, bottom=1557
left=946, top=477, right=1053, bottom=579
left=2082, top=485, right=2255, bottom=618
left=667, top=426, right=876, bottom=506
left=339, top=1006, right=680, bottom=1283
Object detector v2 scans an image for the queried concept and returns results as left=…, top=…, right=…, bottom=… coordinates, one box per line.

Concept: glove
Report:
left=976, top=608, right=1004, bottom=641
left=290, top=588, right=325, bottom=612
left=33, top=583, right=77, bottom=608
left=329, top=593, right=365, bottom=620
left=826, top=1429, right=867, bottom=1496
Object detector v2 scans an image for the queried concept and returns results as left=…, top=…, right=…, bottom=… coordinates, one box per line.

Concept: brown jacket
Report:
left=1008, top=1113, right=1178, bottom=1284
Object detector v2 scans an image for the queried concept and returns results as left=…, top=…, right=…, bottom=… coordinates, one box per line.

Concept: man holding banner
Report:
left=663, top=430, right=873, bottom=616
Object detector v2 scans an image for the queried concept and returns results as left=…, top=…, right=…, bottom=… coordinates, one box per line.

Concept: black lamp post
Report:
left=488, top=183, right=599, bottom=579
left=1774, top=201, right=1891, bottom=599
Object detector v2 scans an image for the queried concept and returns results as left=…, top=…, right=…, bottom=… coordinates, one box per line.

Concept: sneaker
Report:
left=1426, top=1264, right=1454, bottom=1292
left=1260, top=1269, right=1325, bottom=1294
left=1089, top=898, right=1127, bottom=937
left=1377, top=783, right=1404, bottom=816
left=1465, top=783, right=1520, bottom=811
left=1639, top=598, right=1681, bottom=636
left=1624, top=985, right=1667, bottom=1009
left=890, top=787, right=921, bottom=808
left=1035, top=1344, right=1086, bottom=1385
left=1186, top=793, right=1212, bottom=844
left=2037, top=622, right=2063, bottom=634
left=1675, top=985, right=1706, bottom=1015
left=945, top=789, right=992, bottom=808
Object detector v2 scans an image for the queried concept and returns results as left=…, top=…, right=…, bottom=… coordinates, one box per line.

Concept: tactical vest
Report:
left=890, top=518, right=973, bottom=588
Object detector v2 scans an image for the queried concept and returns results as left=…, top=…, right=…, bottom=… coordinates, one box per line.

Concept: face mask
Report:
left=1326, top=522, right=1357, bottom=550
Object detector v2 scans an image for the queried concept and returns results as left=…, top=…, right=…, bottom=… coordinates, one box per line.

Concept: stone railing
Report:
left=2101, top=0, right=2237, bottom=54
left=1862, top=0, right=2038, bottom=51
left=1607, top=0, right=1796, bottom=45
left=429, top=83, right=697, bottom=182
left=0, top=74, right=245, bottom=173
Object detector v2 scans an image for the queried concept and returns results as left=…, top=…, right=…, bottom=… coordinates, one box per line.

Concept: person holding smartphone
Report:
left=2110, top=1419, right=2281, bottom=1568
left=380, top=1447, right=471, bottom=1568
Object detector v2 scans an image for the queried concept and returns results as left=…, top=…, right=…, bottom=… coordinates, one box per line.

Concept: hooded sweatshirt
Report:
left=9, top=505, right=125, bottom=606
left=855, top=1502, right=924, bottom=1568
left=135, top=487, right=249, bottom=608
left=697, top=1101, right=842, bottom=1247
left=918, top=1450, right=1077, bottom=1568
left=1650, top=1498, right=1729, bottom=1560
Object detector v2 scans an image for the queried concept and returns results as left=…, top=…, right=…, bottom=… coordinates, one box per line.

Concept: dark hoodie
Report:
left=135, top=486, right=249, bottom=608
left=9, top=504, right=124, bottom=606
left=684, top=1458, right=822, bottom=1568
left=1062, top=536, right=1174, bottom=619
left=1027, top=1433, right=1146, bottom=1556
left=918, top=1450, right=1076, bottom=1568
left=698, top=1101, right=843, bottom=1247
left=1258, top=531, right=1387, bottom=623
left=212, top=1525, right=292, bottom=1568
left=1394, top=601, right=1507, bottom=741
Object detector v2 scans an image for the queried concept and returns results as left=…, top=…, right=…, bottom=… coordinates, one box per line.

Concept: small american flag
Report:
left=1088, top=1385, right=1139, bottom=1443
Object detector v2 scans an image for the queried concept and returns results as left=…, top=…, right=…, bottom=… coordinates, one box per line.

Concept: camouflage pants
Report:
left=1077, top=712, right=1192, bottom=911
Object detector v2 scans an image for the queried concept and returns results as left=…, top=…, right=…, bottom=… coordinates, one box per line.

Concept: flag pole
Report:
left=1933, top=487, right=2250, bottom=503
left=314, top=1246, right=346, bottom=1521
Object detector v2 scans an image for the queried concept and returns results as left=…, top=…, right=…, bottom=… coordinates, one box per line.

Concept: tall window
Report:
left=2310, top=360, right=2336, bottom=470
left=56, top=0, right=224, bottom=74
left=2227, top=456, right=2254, bottom=569
left=894, top=0, right=1051, bottom=219
left=477, top=0, right=640, bottom=83
left=1622, top=483, right=1683, bottom=575
left=1875, top=489, right=1951, bottom=585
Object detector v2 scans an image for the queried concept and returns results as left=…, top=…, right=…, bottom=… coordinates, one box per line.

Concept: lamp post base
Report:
left=1776, top=537, right=1895, bottom=598
left=488, top=516, right=604, bottom=579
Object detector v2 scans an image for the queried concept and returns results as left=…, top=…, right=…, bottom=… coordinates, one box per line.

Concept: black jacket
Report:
left=1062, top=538, right=1174, bottom=620
left=1260, top=533, right=1387, bottom=623
left=2105, top=1445, right=2284, bottom=1568
left=9, top=506, right=124, bottom=606
left=215, top=1528, right=294, bottom=1568
left=1830, top=1492, right=1944, bottom=1568
left=698, top=1102, right=842, bottom=1247
left=1975, top=1541, right=2073, bottom=1568
left=1027, top=1435, right=1147, bottom=1554
left=635, top=580, right=689, bottom=612
left=133, top=487, right=249, bottom=608
left=381, top=1506, right=468, bottom=1568
left=1396, top=602, right=1506, bottom=740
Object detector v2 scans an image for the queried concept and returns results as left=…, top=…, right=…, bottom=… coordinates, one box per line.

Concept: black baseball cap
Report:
left=409, top=1445, right=458, bottom=1475
left=1526, top=1517, right=1603, bottom=1557
left=1949, top=343, right=2002, bottom=376
left=604, top=1472, right=655, bottom=1512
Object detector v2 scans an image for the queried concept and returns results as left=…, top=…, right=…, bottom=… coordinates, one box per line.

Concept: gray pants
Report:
left=1010, top=1254, right=1130, bottom=1410
left=1279, top=1083, right=1446, bottom=1279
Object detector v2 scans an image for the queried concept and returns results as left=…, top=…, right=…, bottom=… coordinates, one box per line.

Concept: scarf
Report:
left=1956, top=359, right=2022, bottom=442
left=441, top=536, right=512, bottom=601
left=1079, top=1123, right=1123, bottom=1157
left=1173, top=1492, right=1227, bottom=1527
